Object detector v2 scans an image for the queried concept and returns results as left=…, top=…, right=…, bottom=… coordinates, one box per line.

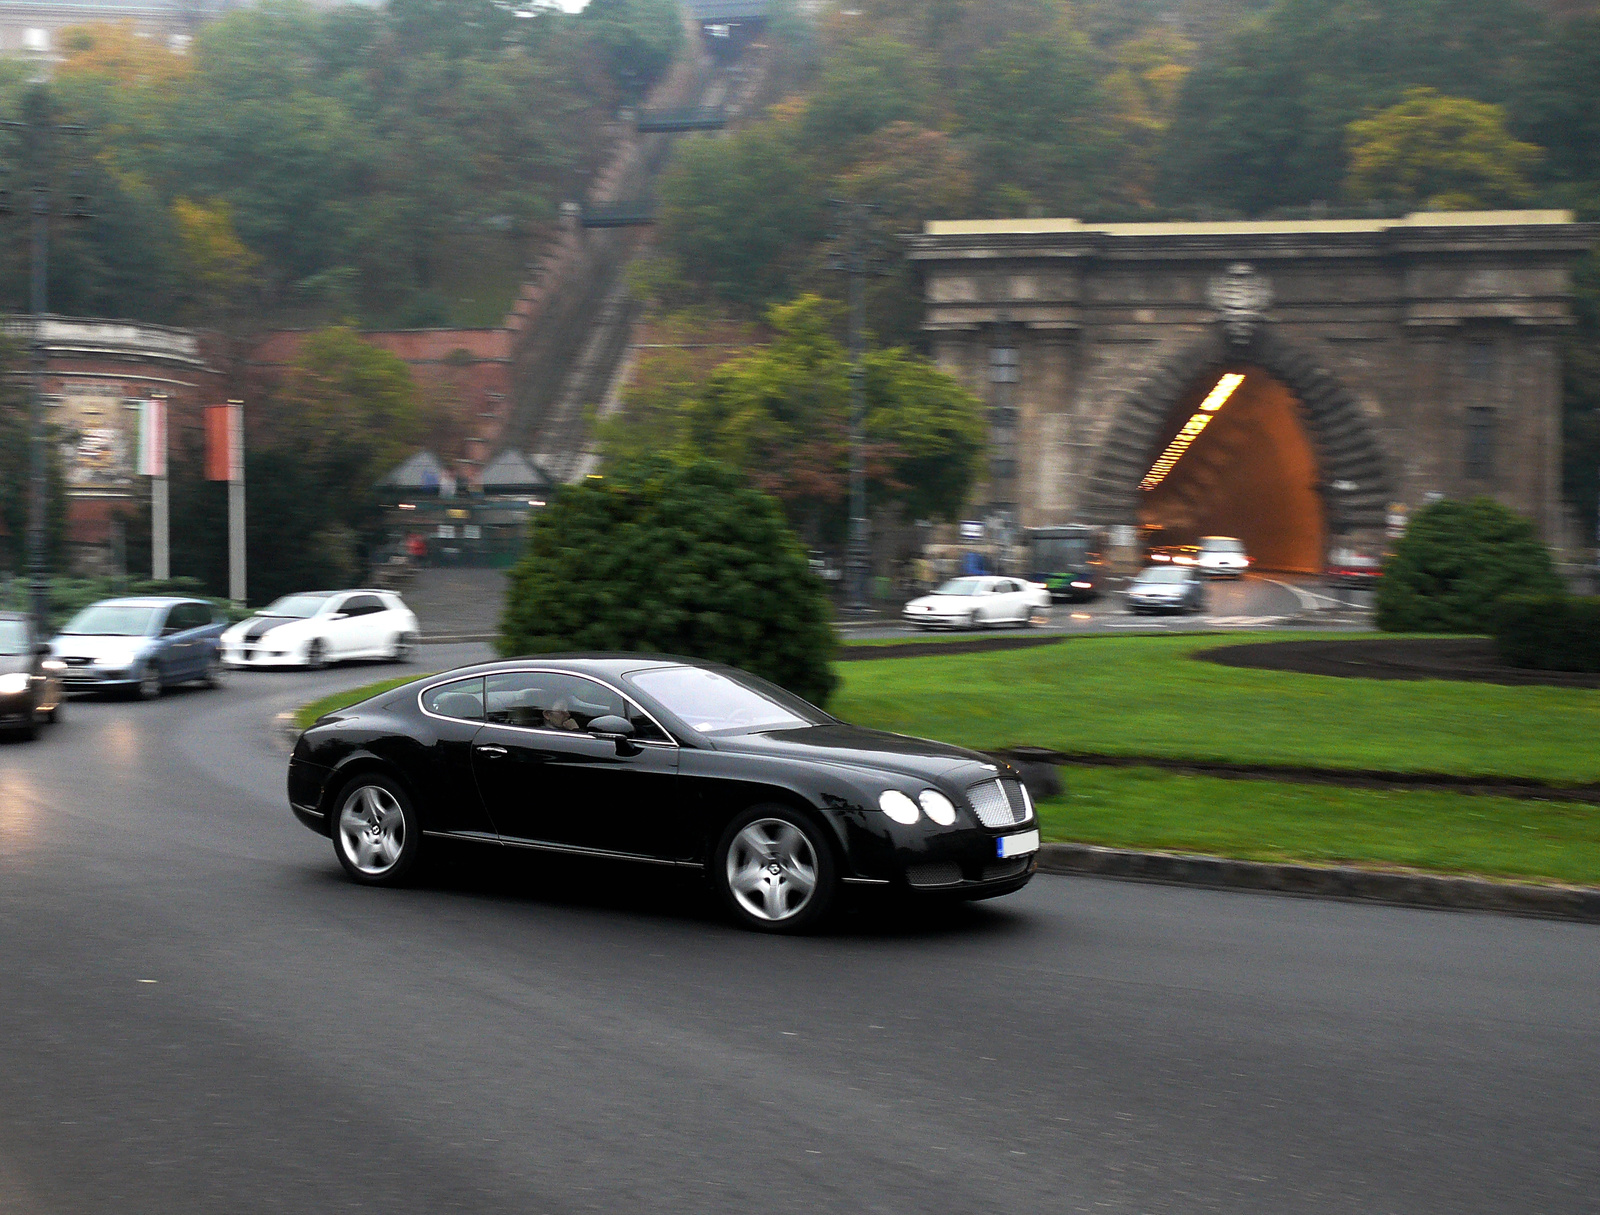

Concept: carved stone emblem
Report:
left=1206, top=262, right=1273, bottom=345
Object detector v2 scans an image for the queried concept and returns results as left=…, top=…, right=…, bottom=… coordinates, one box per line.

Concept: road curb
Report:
left=273, top=711, right=301, bottom=754
left=1037, top=842, right=1600, bottom=923
left=420, top=633, right=497, bottom=644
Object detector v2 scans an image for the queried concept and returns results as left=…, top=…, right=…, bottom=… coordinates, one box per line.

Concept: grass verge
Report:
left=294, top=674, right=431, bottom=730
left=1037, top=767, right=1600, bottom=887
left=833, top=631, right=1600, bottom=784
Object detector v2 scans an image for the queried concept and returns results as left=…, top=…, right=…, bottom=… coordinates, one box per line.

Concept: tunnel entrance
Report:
left=1136, top=365, right=1325, bottom=573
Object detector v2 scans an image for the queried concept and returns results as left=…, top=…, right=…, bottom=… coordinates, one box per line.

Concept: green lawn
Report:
left=833, top=632, right=1600, bottom=784
left=295, top=674, right=432, bottom=730
left=1037, top=767, right=1600, bottom=887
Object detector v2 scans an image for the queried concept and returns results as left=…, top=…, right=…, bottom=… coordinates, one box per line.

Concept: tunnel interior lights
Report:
left=1139, top=373, right=1246, bottom=490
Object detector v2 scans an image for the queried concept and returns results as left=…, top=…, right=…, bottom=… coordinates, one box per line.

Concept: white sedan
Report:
left=902, top=576, right=1050, bottom=630
left=221, top=590, right=420, bottom=669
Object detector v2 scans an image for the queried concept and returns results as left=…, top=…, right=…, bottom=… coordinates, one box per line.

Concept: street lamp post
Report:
left=828, top=199, right=880, bottom=612
left=4, top=85, right=86, bottom=631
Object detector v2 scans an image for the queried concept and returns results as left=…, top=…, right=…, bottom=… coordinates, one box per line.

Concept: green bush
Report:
left=1374, top=497, right=1562, bottom=632
left=499, top=458, right=837, bottom=706
left=1494, top=594, right=1600, bottom=672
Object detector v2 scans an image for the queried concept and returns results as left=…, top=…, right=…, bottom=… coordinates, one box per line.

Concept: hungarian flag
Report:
left=205, top=401, right=243, bottom=482
left=136, top=399, right=166, bottom=478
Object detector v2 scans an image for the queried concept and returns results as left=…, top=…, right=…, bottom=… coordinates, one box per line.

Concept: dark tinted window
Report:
left=344, top=594, right=385, bottom=616
left=171, top=603, right=212, bottom=631
left=422, top=676, right=484, bottom=721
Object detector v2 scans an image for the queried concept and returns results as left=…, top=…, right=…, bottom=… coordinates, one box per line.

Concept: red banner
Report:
left=205, top=402, right=242, bottom=482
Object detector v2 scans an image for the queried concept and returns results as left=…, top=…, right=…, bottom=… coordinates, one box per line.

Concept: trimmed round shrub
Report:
left=1375, top=497, right=1562, bottom=633
left=499, top=457, right=837, bottom=705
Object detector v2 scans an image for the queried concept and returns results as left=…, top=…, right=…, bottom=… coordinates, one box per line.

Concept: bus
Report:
left=1024, top=525, right=1105, bottom=602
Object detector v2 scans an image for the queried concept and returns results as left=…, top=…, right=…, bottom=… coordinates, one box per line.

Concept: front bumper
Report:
left=225, top=644, right=306, bottom=667
left=55, top=663, right=140, bottom=691
left=902, top=608, right=975, bottom=629
left=0, top=690, right=37, bottom=728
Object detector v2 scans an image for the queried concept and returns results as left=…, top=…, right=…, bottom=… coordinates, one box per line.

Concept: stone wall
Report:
left=907, top=212, right=1598, bottom=556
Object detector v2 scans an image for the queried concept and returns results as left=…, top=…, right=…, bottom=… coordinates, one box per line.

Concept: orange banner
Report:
left=205, top=402, right=241, bottom=482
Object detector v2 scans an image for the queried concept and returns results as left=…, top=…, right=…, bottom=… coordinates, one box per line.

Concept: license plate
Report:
left=996, top=829, right=1039, bottom=859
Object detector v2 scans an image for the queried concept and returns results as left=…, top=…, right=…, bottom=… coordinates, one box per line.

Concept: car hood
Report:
left=904, top=594, right=976, bottom=610
left=51, top=633, right=155, bottom=659
left=710, top=723, right=1012, bottom=788
left=225, top=615, right=314, bottom=643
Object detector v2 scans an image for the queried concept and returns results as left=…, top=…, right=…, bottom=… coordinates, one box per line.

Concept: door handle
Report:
left=475, top=744, right=508, bottom=757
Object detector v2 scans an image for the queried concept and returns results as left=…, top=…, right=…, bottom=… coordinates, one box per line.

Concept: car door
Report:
left=341, top=594, right=387, bottom=656
left=156, top=604, right=198, bottom=679
left=320, top=595, right=364, bottom=657
left=996, top=579, right=1026, bottom=622
left=470, top=669, right=682, bottom=859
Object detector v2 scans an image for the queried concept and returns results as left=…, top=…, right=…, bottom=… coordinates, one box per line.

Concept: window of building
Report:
left=1465, top=339, right=1494, bottom=386
left=989, top=347, right=1019, bottom=384
left=1465, top=407, right=1495, bottom=480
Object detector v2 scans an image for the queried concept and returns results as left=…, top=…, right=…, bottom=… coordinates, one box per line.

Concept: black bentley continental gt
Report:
left=287, top=655, right=1040, bottom=931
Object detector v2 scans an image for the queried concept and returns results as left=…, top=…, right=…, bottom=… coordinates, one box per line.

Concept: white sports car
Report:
left=901, top=576, right=1051, bottom=630
left=222, top=590, right=420, bottom=669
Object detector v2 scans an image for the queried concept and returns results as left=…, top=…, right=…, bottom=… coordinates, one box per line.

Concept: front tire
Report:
left=135, top=662, right=162, bottom=700
left=332, top=773, right=421, bottom=886
left=715, top=807, right=837, bottom=933
left=305, top=639, right=328, bottom=670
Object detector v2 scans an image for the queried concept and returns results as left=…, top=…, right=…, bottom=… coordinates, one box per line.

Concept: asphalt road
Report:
left=1, top=651, right=1594, bottom=1214
left=846, top=573, right=1372, bottom=640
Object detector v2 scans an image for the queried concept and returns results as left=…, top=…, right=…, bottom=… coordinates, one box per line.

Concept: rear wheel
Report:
left=204, top=652, right=227, bottom=688
left=390, top=632, right=417, bottom=664
left=332, top=773, right=421, bottom=885
left=715, top=807, right=837, bottom=933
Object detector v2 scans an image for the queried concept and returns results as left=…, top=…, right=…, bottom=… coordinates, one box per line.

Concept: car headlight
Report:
left=0, top=672, right=29, bottom=695
left=41, top=659, right=64, bottom=672
left=918, top=789, right=957, bottom=826
left=878, top=790, right=920, bottom=825
left=1018, top=782, right=1035, bottom=821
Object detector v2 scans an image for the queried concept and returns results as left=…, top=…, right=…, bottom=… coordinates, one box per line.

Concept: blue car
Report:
left=50, top=597, right=229, bottom=699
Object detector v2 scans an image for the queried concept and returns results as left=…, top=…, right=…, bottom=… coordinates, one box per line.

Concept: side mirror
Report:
left=34, top=641, right=50, bottom=655
left=162, top=625, right=182, bottom=637
left=588, top=715, right=638, bottom=753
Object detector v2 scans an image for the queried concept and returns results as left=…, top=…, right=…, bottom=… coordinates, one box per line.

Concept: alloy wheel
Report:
left=205, top=652, right=227, bottom=688
left=391, top=633, right=416, bottom=664
left=306, top=639, right=327, bottom=670
left=137, top=663, right=162, bottom=700
left=337, top=784, right=407, bottom=877
left=725, top=818, right=819, bottom=924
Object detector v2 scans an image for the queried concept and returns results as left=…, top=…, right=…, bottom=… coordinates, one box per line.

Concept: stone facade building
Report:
left=907, top=211, right=1597, bottom=572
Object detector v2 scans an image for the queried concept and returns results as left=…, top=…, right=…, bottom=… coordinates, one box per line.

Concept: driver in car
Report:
left=543, top=699, right=580, bottom=731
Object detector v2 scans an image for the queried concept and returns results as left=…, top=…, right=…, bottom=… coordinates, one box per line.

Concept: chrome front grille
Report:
left=966, top=778, right=1029, bottom=829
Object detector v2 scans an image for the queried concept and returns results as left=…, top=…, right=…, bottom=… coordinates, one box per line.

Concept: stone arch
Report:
left=1077, top=326, right=1394, bottom=535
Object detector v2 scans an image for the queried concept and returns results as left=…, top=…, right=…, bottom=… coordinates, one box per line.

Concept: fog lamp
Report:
left=878, top=790, right=920, bottom=825
left=918, top=790, right=957, bottom=826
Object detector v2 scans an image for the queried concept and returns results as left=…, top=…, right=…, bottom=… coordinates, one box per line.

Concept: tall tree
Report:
left=1345, top=88, right=1542, bottom=209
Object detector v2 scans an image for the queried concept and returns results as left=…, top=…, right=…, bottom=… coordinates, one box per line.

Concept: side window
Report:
left=160, top=607, right=184, bottom=635
left=627, top=703, right=671, bottom=744
left=345, top=594, right=384, bottom=617
left=422, top=676, right=484, bottom=721
left=484, top=671, right=639, bottom=734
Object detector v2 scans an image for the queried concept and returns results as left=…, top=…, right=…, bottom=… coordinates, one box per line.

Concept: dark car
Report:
left=0, top=612, right=64, bottom=738
left=288, top=655, right=1041, bottom=932
left=1124, top=564, right=1207, bottom=615
left=50, top=597, right=229, bottom=699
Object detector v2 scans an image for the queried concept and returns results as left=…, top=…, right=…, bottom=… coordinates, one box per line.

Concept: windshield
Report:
left=1029, top=536, right=1090, bottom=570
left=61, top=605, right=159, bottom=636
left=1202, top=538, right=1245, bottom=553
left=933, top=578, right=985, bottom=596
left=1135, top=567, right=1190, bottom=584
left=628, top=666, right=827, bottom=735
left=0, top=620, right=30, bottom=655
left=261, top=593, right=332, bottom=618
